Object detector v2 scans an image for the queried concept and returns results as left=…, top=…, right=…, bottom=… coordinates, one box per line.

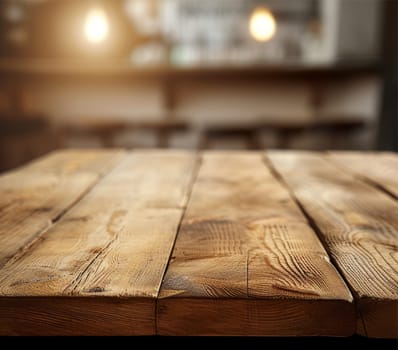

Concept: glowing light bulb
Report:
left=249, top=7, right=276, bottom=42
left=84, top=7, right=109, bottom=44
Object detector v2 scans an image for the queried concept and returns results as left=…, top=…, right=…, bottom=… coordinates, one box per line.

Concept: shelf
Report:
left=0, top=59, right=380, bottom=79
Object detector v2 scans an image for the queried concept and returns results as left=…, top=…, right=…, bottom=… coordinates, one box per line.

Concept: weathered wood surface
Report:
left=0, top=150, right=397, bottom=337
left=0, top=149, right=124, bottom=268
left=328, top=151, right=398, bottom=199
left=0, top=150, right=197, bottom=335
left=267, top=151, right=398, bottom=339
left=158, top=152, right=354, bottom=336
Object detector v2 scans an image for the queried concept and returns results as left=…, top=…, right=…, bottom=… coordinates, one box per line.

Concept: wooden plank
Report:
left=0, top=150, right=198, bottom=335
left=267, top=151, right=398, bottom=338
left=328, top=151, right=398, bottom=199
left=21, top=149, right=125, bottom=175
left=0, top=149, right=124, bottom=268
left=158, top=152, right=354, bottom=336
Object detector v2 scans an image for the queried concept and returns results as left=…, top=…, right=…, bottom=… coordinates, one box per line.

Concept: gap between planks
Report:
left=263, top=152, right=354, bottom=280
left=4, top=168, right=120, bottom=269
left=154, top=153, right=202, bottom=335
left=0, top=150, right=126, bottom=269
left=264, top=152, right=363, bottom=328
left=326, top=151, right=398, bottom=201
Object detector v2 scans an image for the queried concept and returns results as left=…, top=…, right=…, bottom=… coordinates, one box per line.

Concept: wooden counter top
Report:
left=0, top=150, right=396, bottom=337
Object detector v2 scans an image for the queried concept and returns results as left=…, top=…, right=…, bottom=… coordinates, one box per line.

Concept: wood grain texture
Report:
left=0, top=150, right=197, bottom=335
left=328, top=151, right=398, bottom=199
left=267, top=151, right=398, bottom=338
left=22, top=149, right=125, bottom=175
left=158, top=152, right=354, bottom=336
left=158, top=299, right=353, bottom=336
left=0, top=297, right=153, bottom=336
left=0, top=149, right=124, bottom=268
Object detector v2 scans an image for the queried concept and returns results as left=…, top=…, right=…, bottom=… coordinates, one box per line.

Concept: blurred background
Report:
left=0, top=0, right=396, bottom=171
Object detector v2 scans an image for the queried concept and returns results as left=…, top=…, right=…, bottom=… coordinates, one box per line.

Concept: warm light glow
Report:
left=249, top=7, right=276, bottom=42
left=84, top=7, right=109, bottom=44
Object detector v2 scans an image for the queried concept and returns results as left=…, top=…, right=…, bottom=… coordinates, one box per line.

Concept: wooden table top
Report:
left=0, top=150, right=396, bottom=337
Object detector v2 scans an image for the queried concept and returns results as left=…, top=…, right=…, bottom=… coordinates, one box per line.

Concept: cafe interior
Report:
left=0, top=0, right=396, bottom=171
